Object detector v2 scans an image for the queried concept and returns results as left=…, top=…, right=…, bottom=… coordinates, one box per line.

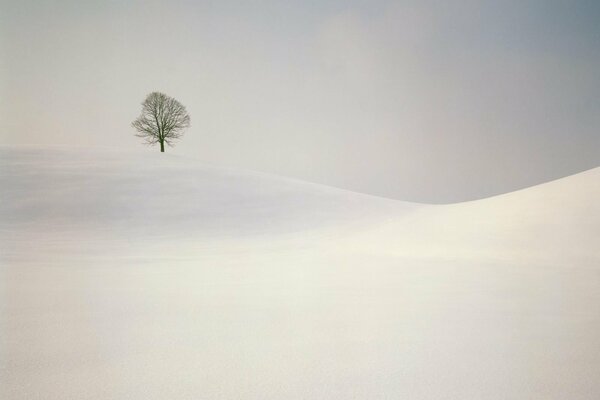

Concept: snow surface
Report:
left=1, top=146, right=599, bottom=399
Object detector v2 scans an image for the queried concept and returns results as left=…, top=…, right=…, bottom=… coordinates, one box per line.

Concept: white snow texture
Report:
left=1, top=146, right=599, bottom=399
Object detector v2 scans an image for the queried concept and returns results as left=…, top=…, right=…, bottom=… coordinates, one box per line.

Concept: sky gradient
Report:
left=1, top=0, right=599, bottom=203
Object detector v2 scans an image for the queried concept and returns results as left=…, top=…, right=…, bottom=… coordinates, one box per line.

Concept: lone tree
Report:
left=132, top=92, right=191, bottom=152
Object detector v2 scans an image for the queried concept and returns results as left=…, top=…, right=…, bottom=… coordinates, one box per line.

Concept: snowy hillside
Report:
left=1, top=146, right=599, bottom=399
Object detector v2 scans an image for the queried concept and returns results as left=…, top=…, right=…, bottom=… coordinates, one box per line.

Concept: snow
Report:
left=1, top=146, right=599, bottom=399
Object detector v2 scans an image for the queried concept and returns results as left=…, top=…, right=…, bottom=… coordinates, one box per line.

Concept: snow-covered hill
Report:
left=1, top=146, right=599, bottom=399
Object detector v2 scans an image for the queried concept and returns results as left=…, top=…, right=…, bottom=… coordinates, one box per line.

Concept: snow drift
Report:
left=1, top=146, right=599, bottom=399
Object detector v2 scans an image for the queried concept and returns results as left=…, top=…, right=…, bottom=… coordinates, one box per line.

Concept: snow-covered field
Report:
left=1, top=146, right=599, bottom=399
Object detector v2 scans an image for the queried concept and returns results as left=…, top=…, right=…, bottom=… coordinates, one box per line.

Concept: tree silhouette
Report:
left=132, top=92, right=190, bottom=152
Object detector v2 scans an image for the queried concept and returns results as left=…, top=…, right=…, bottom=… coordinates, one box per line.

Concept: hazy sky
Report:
left=1, top=0, right=599, bottom=203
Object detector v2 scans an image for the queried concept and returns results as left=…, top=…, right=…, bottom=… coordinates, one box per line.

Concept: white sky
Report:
left=1, top=0, right=599, bottom=202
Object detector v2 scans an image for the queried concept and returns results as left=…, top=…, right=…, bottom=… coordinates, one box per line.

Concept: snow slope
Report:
left=1, top=146, right=599, bottom=399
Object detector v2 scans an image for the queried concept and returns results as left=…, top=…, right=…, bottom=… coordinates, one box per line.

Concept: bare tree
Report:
left=132, top=92, right=191, bottom=152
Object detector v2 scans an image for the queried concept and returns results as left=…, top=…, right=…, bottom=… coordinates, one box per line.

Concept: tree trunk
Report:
left=160, top=141, right=165, bottom=152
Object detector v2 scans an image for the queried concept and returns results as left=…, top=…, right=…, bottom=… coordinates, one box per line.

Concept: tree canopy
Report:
left=132, top=92, right=190, bottom=152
